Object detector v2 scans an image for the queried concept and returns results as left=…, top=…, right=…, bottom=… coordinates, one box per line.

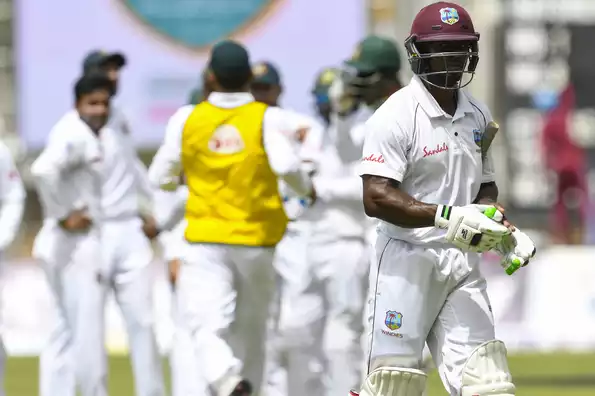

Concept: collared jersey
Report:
left=358, top=75, right=496, bottom=245
left=31, top=110, right=103, bottom=224
left=100, top=107, right=153, bottom=220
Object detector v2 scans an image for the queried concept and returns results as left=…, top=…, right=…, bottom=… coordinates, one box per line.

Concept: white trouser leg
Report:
left=178, top=243, right=275, bottom=395
left=312, top=238, right=368, bottom=396
left=367, top=234, right=502, bottom=396
left=426, top=270, right=499, bottom=395
left=106, top=219, right=165, bottom=396
left=171, top=289, right=209, bottom=396
left=264, top=228, right=326, bottom=396
left=38, top=229, right=107, bottom=396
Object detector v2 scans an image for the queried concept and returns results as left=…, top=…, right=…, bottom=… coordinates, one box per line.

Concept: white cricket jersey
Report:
left=310, top=106, right=375, bottom=242
left=0, top=141, right=25, bottom=251
left=31, top=110, right=104, bottom=224
left=276, top=109, right=324, bottom=225
left=358, top=75, right=497, bottom=245
left=101, top=107, right=153, bottom=220
left=148, top=92, right=312, bottom=200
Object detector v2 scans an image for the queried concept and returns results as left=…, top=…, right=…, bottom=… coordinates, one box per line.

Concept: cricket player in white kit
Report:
left=0, top=140, right=25, bottom=396
left=82, top=51, right=165, bottom=396
left=356, top=3, right=536, bottom=396
left=249, top=61, right=326, bottom=396
left=149, top=41, right=314, bottom=396
left=32, top=73, right=113, bottom=396
left=311, top=38, right=403, bottom=396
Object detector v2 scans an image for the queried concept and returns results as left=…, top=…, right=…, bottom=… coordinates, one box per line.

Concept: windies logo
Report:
left=384, top=311, right=403, bottom=331
left=440, top=7, right=460, bottom=25
left=119, top=0, right=282, bottom=50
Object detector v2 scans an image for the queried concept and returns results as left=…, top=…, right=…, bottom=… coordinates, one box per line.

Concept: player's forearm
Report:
left=474, top=181, right=499, bottom=204
left=362, top=175, right=437, bottom=228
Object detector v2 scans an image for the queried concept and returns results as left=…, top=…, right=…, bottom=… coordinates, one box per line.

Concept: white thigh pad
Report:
left=359, top=367, right=426, bottom=396
left=461, top=340, right=515, bottom=396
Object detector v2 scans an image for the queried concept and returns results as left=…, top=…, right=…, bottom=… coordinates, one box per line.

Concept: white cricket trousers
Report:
left=176, top=242, right=276, bottom=395
left=309, top=237, right=369, bottom=396
left=264, top=227, right=326, bottom=396
left=170, top=285, right=209, bottom=396
left=101, top=217, right=165, bottom=396
left=367, top=233, right=496, bottom=396
left=34, top=225, right=107, bottom=396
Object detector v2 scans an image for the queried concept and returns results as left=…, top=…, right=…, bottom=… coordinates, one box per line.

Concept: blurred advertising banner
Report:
left=4, top=246, right=595, bottom=356
left=14, top=0, right=365, bottom=149
left=495, top=1, right=595, bottom=233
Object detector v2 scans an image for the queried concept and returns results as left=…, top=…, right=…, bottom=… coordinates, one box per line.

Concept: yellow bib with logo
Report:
left=181, top=101, right=288, bottom=246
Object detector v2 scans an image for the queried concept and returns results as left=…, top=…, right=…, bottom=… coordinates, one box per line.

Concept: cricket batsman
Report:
left=249, top=61, right=327, bottom=396
left=308, top=37, right=403, bottom=396
left=356, top=2, right=536, bottom=396
left=32, top=72, right=113, bottom=396
left=148, top=40, right=314, bottom=396
left=82, top=50, right=165, bottom=396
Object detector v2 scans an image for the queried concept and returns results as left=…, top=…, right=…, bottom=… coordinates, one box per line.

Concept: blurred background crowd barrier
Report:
left=0, top=0, right=593, bottom=356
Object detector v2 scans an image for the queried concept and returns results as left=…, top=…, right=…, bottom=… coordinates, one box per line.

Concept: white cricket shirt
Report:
left=101, top=107, right=153, bottom=220
left=32, top=110, right=104, bottom=224
left=358, top=75, right=496, bottom=245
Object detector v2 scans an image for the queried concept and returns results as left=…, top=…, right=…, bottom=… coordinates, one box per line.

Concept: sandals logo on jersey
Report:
left=208, top=125, right=245, bottom=154
left=119, top=0, right=282, bottom=50
left=440, top=7, right=459, bottom=25
left=382, top=310, right=404, bottom=338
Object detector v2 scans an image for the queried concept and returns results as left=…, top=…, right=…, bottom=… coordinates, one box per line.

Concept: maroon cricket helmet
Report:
left=404, top=2, right=480, bottom=90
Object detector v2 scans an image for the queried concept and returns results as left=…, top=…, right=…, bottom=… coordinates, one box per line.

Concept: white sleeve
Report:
left=117, top=115, right=155, bottom=200
left=263, top=107, right=313, bottom=196
left=153, top=186, right=188, bottom=231
left=0, top=142, right=25, bottom=250
left=357, top=112, right=410, bottom=182
left=31, top=129, right=84, bottom=219
left=148, top=106, right=192, bottom=191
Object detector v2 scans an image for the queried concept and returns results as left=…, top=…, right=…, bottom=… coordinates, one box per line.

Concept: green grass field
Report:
left=5, top=352, right=595, bottom=395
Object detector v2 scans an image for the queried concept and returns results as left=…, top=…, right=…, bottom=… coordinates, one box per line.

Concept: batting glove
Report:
left=494, top=228, right=537, bottom=275
left=435, top=204, right=511, bottom=253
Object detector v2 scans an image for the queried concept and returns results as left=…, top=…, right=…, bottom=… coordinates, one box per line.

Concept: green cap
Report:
left=252, top=61, right=281, bottom=86
left=208, top=40, right=252, bottom=83
left=312, top=67, right=339, bottom=95
left=345, top=35, right=401, bottom=74
left=82, top=50, right=126, bottom=74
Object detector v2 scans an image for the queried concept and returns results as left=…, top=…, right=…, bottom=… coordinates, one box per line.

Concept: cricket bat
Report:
left=481, top=121, right=499, bottom=161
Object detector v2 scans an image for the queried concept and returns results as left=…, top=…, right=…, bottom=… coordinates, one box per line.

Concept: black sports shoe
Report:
left=230, top=379, right=252, bottom=396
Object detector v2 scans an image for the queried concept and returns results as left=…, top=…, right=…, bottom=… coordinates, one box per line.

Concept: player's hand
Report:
left=168, top=258, right=181, bottom=288
left=142, top=215, right=160, bottom=240
left=489, top=202, right=515, bottom=231
left=494, top=228, right=537, bottom=275
left=328, top=77, right=359, bottom=116
left=435, top=204, right=511, bottom=253
left=59, top=209, right=92, bottom=232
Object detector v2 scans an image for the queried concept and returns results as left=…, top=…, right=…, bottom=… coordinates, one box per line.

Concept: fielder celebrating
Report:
left=32, top=73, right=112, bottom=396
left=309, top=37, right=403, bottom=396
left=149, top=40, right=314, bottom=396
left=249, top=61, right=326, bottom=396
left=82, top=50, right=165, bottom=396
left=357, top=2, right=536, bottom=396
